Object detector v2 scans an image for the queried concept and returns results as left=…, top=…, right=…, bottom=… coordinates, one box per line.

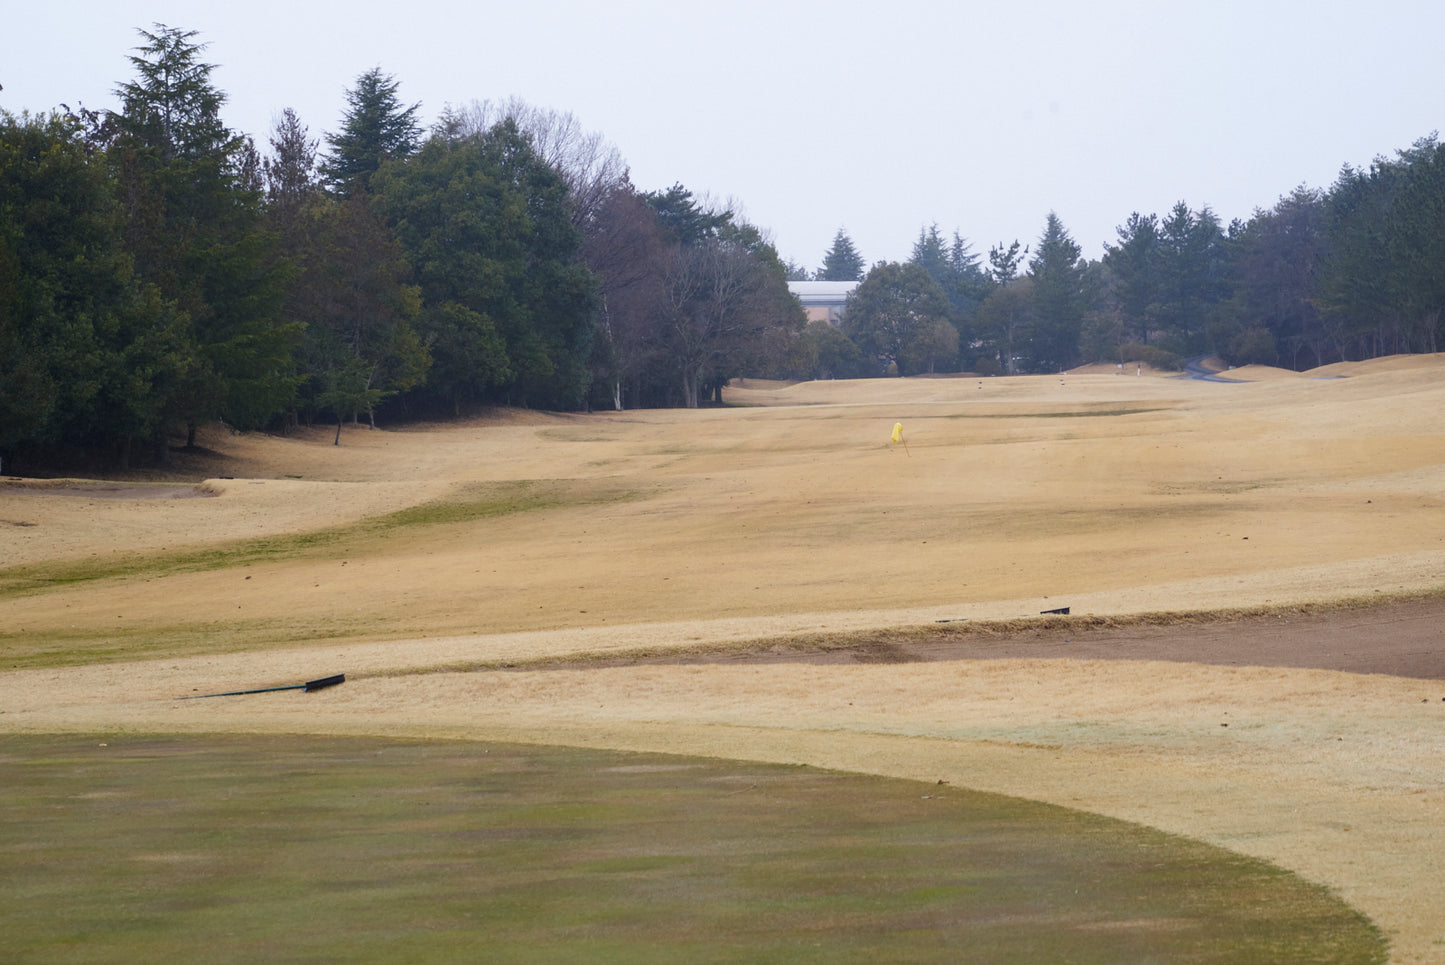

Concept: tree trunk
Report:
left=682, top=367, right=699, bottom=408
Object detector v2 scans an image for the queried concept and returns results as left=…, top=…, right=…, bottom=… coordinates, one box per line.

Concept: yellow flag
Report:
left=891, top=422, right=903, bottom=444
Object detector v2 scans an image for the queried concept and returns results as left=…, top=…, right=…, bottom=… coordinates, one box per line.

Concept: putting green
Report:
left=0, top=734, right=1384, bottom=964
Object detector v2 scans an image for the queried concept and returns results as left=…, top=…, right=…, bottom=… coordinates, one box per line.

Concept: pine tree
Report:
left=817, top=228, right=865, bottom=281
left=1027, top=212, right=1086, bottom=370
left=1105, top=212, right=1161, bottom=345
left=112, top=24, right=230, bottom=161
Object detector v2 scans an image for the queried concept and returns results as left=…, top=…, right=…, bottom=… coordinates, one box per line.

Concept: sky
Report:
left=6, top=1, right=1444, bottom=271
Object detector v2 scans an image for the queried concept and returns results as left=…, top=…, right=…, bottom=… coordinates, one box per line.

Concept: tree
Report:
left=316, top=355, right=386, bottom=443
left=435, top=97, right=628, bottom=230
left=901, top=318, right=960, bottom=374
left=1383, top=138, right=1445, bottom=350
left=946, top=230, right=990, bottom=313
left=581, top=182, right=669, bottom=409
left=910, top=224, right=951, bottom=283
left=798, top=320, right=867, bottom=379
left=112, top=24, right=229, bottom=162
left=707, top=219, right=807, bottom=394
left=817, top=228, right=865, bottom=281
left=286, top=195, right=428, bottom=425
left=653, top=233, right=800, bottom=407
left=841, top=262, right=952, bottom=376
left=1027, top=212, right=1087, bottom=370
left=108, top=24, right=299, bottom=448
left=1103, top=212, right=1160, bottom=345
left=1227, top=186, right=1327, bottom=367
left=0, top=109, right=192, bottom=465
left=1155, top=201, right=1229, bottom=351
left=604, top=184, right=805, bottom=407
left=319, top=68, right=421, bottom=196
left=988, top=240, right=1028, bottom=287
left=975, top=277, right=1035, bottom=375
left=372, top=119, right=596, bottom=411
left=644, top=183, right=730, bottom=246
left=907, top=224, right=989, bottom=368
left=1323, top=137, right=1445, bottom=360
left=264, top=107, right=319, bottom=214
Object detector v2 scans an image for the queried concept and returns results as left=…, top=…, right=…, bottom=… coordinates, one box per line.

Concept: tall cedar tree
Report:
left=320, top=68, right=422, bottom=196
left=109, top=24, right=299, bottom=449
left=1027, top=212, right=1086, bottom=371
left=817, top=228, right=865, bottom=281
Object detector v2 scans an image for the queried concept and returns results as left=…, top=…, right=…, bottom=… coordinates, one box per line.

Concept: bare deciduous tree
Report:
left=437, top=97, right=627, bottom=228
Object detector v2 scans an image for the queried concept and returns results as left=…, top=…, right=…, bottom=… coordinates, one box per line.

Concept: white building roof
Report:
left=788, top=281, right=859, bottom=306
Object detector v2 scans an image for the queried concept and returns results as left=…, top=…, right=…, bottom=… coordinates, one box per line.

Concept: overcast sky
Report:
left=6, top=1, right=1443, bottom=271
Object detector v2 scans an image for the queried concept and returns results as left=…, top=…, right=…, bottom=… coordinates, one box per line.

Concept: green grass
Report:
left=0, top=615, right=392, bottom=671
left=0, top=734, right=1386, bottom=964
left=0, top=479, right=642, bottom=601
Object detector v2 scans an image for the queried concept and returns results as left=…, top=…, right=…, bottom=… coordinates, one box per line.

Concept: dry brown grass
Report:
left=5, top=358, right=1445, bottom=962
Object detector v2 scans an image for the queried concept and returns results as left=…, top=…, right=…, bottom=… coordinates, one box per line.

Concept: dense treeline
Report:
left=829, top=134, right=1445, bottom=377
left=5, top=24, right=1445, bottom=469
left=0, top=26, right=802, bottom=468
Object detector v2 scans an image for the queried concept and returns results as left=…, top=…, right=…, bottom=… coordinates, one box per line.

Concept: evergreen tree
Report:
left=946, top=230, right=990, bottom=312
left=264, top=107, right=319, bottom=213
left=643, top=183, right=730, bottom=247
left=287, top=195, right=429, bottom=425
left=320, top=68, right=422, bottom=196
left=841, top=262, right=952, bottom=376
left=908, top=224, right=989, bottom=355
left=817, top=228, right=865, bottom=281
left=910, top=224, right=950, bottom=282
left=113, top=24, right=229, bottom=162
left=373, top=120, right=596, bottom=411
left=976, top=277, right=1035, bottom=375
left=987, top=240, right=1028, bottom=287
left=1225, top=187, right=1325, bottom=367
left=1104, top=212, right=1161, bottom=345
left=0, top=110, right=191, bottom=464
left=1155, top=201, right=1228, bottom=351
left=799, top=320, right=867, bottom=379
left=1027, top=212, right=1086, bottom=371
left=783, top=258, right=811, bottom=282
left=1324, top=137, right=1445, bottom=358
left=108, top=24, right=299, bottom=446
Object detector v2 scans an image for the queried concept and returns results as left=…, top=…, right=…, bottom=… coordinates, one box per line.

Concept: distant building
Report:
left=789, top=281, right=859, bottom=327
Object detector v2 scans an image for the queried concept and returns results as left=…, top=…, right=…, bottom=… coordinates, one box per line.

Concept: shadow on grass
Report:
left=0, top=735, right=1384, bottom=964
